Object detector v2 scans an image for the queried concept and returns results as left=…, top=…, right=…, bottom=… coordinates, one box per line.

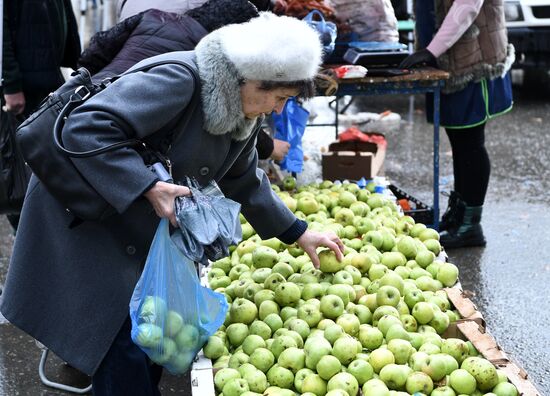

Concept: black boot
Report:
left=440, top=205, right=486, bottom=249
left=439, top=191, right=465, bottom=231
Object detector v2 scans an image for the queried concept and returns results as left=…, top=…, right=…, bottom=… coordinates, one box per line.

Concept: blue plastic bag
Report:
left=303, top=10, right=337, bottom=57
left=273, top=98, right=309, bottom=174
left=130, top=219, right=228, bottom=374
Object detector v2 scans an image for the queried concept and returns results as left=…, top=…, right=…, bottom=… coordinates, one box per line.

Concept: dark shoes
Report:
left=439, top=192, right=486, bottom=249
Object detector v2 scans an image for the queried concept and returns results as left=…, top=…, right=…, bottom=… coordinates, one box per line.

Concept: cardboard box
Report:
left=445, top=285, right=485, bottom=328
left=443, top=320, right=542, bottom=396
left=322, top=140, right=385, bottom=181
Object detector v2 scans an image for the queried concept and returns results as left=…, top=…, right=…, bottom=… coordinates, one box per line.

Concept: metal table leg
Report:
left=432, top=86, right=441, bottom=230
left=39, top=349, right=92, bottom=394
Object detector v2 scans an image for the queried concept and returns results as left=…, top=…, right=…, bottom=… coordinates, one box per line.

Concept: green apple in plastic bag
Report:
left=150, top=337, right=177, bottom=365
left=139, top=295, right=167, bottom=325
left=175, top=324, right=200, bottom=350
left=164, top=310, right=184, bottom=337
left=170, top=351, right=196, bottom=373
left=135, top=323, right=163, bottom=348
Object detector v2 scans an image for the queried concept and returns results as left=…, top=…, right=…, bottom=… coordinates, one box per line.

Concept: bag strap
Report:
left=53, top=59, right=199, bottom=158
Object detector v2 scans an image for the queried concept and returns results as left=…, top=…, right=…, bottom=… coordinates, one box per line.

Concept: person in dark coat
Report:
left=78, top=0, right=289, bottom=162
left=0, top=13, right=343, bottom=395
left=2, top=0, right=81, bottom=116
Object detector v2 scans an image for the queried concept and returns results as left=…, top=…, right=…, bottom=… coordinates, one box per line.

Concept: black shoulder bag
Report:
left=16, top=59, right=198, bottom=221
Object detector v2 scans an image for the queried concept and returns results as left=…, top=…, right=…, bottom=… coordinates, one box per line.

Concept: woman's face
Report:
left=240, top=80, right=300, bottom=119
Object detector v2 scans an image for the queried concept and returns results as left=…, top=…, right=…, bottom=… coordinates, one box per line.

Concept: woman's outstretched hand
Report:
left=297, top=229, right=345, bottom=268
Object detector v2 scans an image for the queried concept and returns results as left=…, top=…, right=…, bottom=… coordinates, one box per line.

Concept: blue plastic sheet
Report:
left=273, top=98, right=309, bottom=174
left=303, top=10, right=337, bottom=57
left=130, top=219, right=228, bottom=374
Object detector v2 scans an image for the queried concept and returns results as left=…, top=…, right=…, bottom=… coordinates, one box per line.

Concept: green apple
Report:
left=404, top=289, right=425, bottom=310
left=293, top=368, right=315, bottom=393
left=297, top=303, right=322, bottom=328
left=437, top=262, right=459, bottom=287
left=258, top=299, right=280, bottom=320
left=279, top=306, right=298, bottom=322
left=418, top=228, right=440, bottom=241
left=396, top=236, right=418, bottom=259
left=353, top=217, right=376, bottom=235
left=297, top=196, right=320, bottom=215
left=327, top=284, right=354, bottom=306
left=150, top=337, right=177, bottom=365
left=223, top=378, right=249, bottom=396
left=347, top=359, right=374, bottom=385
left=262, top=313, right=283, bottom=334
left=228, top=351, right=250, bottom=369
left=315, top=354, right=342, bottom=380
left=412, top=301, right=435, bottom=324
left=430, top=386, right=456, bottom=396
left=424, top=238, right=441, bottom=255
left=252, top=246, right=279, bottom=269
left=420, top=353, right=447, bottom=381
left=254, top=289, right=275, bottom=308
left=449, top=368, right=476, bottom=394
left=415, top=249, right=435, bottom=268
left=203, top=336, right=225, bottom=360
left=319, top=249, right=345, bottom=273
left=243, top=369, right=268, bottom=394
left=138, top=295, right=167, bottom=325
left=372, top=305, right=400, bottom=326
left=379, top=363, right=411, bottom=390
left=274, top=282, right=301, bottom=306
left=327, top=372, right=359, bottom=396
left=368, top=263, right=388, bottom=281
left=269, top=334, right=298, bottom=359
left=285, top=318, right=310, bottom=340
left=363, top=230, right=384, bottom=250
left=405, top=371, right=434, bottom=395
left=492, top=382, right=519, bottom=396
left=282, top=176, right=297, bottom=191
left=463, top=357, right=499, bottom=391
left=263, top=273, right=286, bottom=292
left=267, top=364, right=294, bottom=389
left=277, top=346, right=305, bottom=374
left=400, top=314, right=418, bottom=332
left=212, top=257, right=232, bottom=273
left=359, top=325, right=383, bottom=350
left=332, top=335, right=358, bottom=365
left=242, top=334, right=266, bottom=355
left=271, top=262, right=294, bottom=279
left=320, top=294, right=345, bottom=319
left=333, top=270, right=355, bottom=286
left=362, top=378, right=390, bottom=396
left=226, top=323, right=249, bottom=347
left=350, top=252, right=374, bottom=274
left=381, top=252, right=407, bottom=269
left=301, top=373, right=328, bottom=396
left=174, top=324, right=199, bottom=350
left=230, top=298, right=258, bottom=324
left=441, top=338, right=469, bottom=364
left=303, top=336, right=332, bottom=370
left=410, top=223, right=427, bottom=238
left=369, top=348, right=395, bottom=373
left=214, top=368, right=241, bottom=392
left=376, top=285, right=401, bottom=307
left=387, top=339, right=413, bottom=365
left=249, top=347, right=275, bottom=373
left=351, top=304, right=372, bottom=325
left=336, top=313, right=360, bottom=337
left=429, top=310, right=451, bottom=334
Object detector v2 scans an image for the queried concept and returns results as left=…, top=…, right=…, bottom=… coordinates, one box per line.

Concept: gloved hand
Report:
left=399, top=49, right=436, bottom=69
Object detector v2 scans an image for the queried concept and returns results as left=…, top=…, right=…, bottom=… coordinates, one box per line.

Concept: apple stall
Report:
left=187, top=180, right=541, bottom=396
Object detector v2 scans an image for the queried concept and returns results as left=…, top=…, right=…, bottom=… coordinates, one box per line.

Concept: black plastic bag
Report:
left=172, top=179, right=242, bottom=262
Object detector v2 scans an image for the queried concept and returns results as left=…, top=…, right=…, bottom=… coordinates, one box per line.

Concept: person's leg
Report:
left=440, top=124, right=488, bottom=248
left=92, top=317, right=163, bottom=396
left=446, top=123, right=490, bottom=206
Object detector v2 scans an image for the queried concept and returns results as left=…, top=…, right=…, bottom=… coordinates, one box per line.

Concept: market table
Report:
left=313, top=67, right=449, bottom=229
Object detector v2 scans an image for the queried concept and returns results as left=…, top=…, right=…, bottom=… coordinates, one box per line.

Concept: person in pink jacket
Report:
left=400, top=0, right=514, bottom=248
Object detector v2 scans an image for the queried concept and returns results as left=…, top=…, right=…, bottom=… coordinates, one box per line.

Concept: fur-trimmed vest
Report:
left=434, top=0, right=515, bottom=93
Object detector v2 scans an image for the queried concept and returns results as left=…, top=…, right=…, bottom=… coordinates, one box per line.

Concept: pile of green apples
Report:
left=203, top=179, right=519, bottom=396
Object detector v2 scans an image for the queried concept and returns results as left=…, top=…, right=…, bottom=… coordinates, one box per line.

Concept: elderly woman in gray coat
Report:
left=0, top=13, right=342, bottom=395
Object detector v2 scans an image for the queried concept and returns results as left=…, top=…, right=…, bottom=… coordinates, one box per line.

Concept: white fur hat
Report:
left=216, top=12, right=322, bottom=82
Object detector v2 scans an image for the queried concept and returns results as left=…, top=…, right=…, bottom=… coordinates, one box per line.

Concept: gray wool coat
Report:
left=0, top=51, right=297, bottom=376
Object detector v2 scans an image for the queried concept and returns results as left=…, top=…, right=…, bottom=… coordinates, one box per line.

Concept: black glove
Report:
left=399, top=49, right=437, bottom=69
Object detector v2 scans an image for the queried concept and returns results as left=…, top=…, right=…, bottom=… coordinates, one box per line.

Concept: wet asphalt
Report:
left=0, top=82, right=548, bottom=395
